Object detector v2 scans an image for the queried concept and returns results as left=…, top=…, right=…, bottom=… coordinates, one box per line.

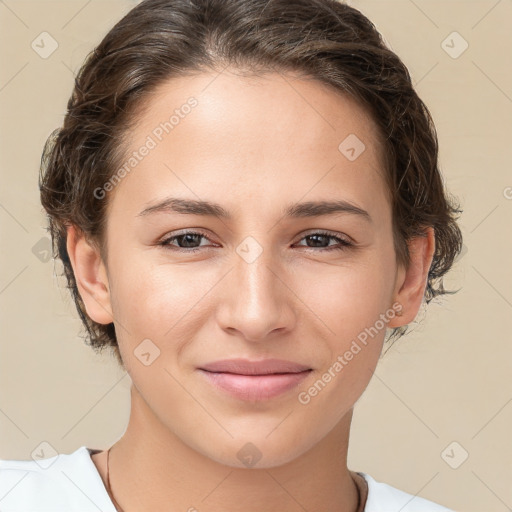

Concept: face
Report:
left=76, top=69, right=410, bottom=468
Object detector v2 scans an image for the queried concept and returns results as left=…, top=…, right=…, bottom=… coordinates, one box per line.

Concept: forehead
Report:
left=107, top=69, right=389, bottom=220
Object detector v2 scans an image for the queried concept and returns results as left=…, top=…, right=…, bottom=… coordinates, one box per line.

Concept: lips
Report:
left=199, top=358, right=312, bottom=375
left=197, top=358, right=312, bottom=401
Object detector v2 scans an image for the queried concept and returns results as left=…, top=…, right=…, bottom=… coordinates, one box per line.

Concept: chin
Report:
left=195, top=431, right=315, bottom=470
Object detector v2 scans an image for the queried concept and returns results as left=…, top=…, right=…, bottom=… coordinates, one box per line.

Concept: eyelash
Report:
left=158, top=230, right=353, bottom=253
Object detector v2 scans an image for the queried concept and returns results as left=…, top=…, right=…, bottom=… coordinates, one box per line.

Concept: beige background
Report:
left=0, top=1, right=511, bottom=510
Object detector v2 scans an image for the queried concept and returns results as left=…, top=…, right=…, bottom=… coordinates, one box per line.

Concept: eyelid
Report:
left=159, top=229, right=351, bottom=243
left=160, top=228, right=211, bottom=240
left=297, top=229, right=353, bottom=244
left=158, top=229, right=215, bottom=248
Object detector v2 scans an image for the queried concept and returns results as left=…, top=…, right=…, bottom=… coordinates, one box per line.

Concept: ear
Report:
left=387, top=226, right=435, bottom=328
left=66, top=224, right=113, bottom=325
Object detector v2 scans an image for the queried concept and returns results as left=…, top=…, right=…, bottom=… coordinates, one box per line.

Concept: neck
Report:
left=106, top=385, right=363, bottom=512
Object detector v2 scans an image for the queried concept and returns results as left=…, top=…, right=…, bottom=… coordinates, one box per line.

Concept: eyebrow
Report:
left=137, top=197, right=372, bottom=223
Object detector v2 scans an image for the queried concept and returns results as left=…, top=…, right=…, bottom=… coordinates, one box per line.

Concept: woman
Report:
left=0, top=0, right=462, bottom=510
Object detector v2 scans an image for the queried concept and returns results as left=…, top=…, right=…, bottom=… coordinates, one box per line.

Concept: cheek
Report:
left=295, top=254, right=395, bottom=338
left=109, top=253, right=219, bottom=342
left=295, top=261, right=392, bottom=415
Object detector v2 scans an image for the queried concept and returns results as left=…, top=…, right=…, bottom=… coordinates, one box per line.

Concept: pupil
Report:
left=182, top=234, right=199, bottom=247
left=309, top=235, right=326, bottom=247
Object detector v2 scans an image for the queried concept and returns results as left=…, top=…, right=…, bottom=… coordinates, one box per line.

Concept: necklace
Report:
left=106, top=447, right=125, bottom=512
left=105, top=447, right=366, bottom=512
left=353, top=471, right=368, bottom=512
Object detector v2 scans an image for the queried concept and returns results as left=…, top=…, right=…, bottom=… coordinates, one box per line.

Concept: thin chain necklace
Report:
left=106, top=447, right=125, bottom=512
left=105, top=447, right=366, bottom=512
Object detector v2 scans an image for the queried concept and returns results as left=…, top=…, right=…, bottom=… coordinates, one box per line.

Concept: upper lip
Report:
left=199, top=358, right=312, bottom=375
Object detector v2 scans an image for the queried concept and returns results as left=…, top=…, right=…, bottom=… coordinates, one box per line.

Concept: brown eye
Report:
left=295, top=231, right=353, bottom=252
left=159, top=231, right=213, bottom=252
left=158, top=230, right=353, bottom=254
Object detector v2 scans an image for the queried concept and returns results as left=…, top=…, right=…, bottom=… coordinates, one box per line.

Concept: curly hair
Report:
left=39, top=0, right=463, bottom=367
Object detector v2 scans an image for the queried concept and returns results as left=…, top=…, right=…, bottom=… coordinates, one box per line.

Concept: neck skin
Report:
left=92, top=385, right=367, bottom=512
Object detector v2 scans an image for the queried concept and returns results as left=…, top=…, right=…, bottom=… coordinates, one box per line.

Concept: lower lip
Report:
left=198, top=369, right=312, bottom=401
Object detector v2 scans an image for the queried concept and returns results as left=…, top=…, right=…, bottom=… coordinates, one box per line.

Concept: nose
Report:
left=215, top=242, right=296, bottom=343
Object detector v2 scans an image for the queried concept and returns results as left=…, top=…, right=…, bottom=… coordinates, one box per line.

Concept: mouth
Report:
left=197, top=358, right=313, bottom=401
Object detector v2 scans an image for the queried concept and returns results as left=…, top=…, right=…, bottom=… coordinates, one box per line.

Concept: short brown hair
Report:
left=39, top=0, right=463, bottom=366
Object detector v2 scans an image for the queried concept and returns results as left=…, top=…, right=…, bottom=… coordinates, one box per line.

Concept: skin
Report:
left=67, top=68, right=435, bottom=511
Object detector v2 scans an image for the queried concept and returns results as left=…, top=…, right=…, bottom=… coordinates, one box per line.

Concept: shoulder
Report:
left=360, top=472, right=455, bottom=512
left=0, top=446, right=116, bottom=512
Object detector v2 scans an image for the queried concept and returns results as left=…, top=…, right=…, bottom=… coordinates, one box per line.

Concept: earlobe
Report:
left=387, top=227, right=435, bottom=328
left=66, top=224, right=114, bottom=325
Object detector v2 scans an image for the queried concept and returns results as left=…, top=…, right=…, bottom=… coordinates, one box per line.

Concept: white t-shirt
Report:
left=0, top=446, right=454, bottom=511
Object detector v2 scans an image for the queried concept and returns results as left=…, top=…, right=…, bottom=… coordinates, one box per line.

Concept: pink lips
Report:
left=198, top=358, right=312, bottom=401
